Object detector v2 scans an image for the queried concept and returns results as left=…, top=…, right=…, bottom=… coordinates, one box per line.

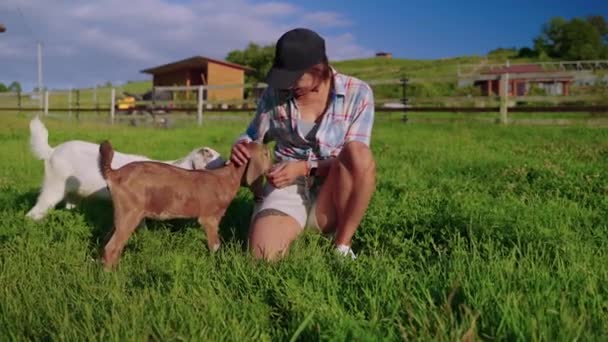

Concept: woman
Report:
left=231, top=28, right=376, bottom=260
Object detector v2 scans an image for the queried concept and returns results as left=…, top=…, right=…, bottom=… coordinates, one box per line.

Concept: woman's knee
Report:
left=339, top=141, right=376, bottom=176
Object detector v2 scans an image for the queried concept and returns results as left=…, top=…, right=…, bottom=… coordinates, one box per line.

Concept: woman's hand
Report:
left=230, top=141, right=251, bottom=166
left=267, top=161, right=307, bottom=189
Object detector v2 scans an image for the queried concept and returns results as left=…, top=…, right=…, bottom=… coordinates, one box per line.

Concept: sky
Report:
left=1, top=0, right=607, bottom=90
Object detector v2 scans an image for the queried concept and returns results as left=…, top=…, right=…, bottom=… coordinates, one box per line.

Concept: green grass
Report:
left=1, top=113, right=607, bottom=340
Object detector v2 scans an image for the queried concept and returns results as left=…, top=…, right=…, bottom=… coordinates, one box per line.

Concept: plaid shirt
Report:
left=238, top=69, right=375, bottom=162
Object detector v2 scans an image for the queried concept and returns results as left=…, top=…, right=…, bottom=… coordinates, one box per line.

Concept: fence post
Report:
left=94, top=86, right=99, bottom=115
left=197, top=85, right=204, bottom=126
left=500, top=73, right=509, bottom=124
left=110, top=88, right=116, bottom=125
left=44, top=91, right=49, bottom=116
left=401, top=77, right=409, bottom=122
left=68, top=89, right=72, bottom=117
left=17, top=90, right=22, bottom=113
left=76, top=89, right=80, bottom=120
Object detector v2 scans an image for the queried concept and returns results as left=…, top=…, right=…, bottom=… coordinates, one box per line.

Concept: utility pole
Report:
left=38, top=41, right=43, bottom=109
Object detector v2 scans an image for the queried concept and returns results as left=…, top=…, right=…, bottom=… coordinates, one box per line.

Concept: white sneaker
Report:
left=335, top=244, right=356, bottom=260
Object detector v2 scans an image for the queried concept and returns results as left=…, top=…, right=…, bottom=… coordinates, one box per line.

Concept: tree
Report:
left=0, top=82, right=7, bottom=92
left=517, top=47, right=537, bottom=58
left=587, top=15, right=608, bottom=40
left=225, top=43, right=275, bottom=84
left=534, top=17, right=567, bottom=58
left=563, top=18, right=605, bottom=59
left=8, top=81, right=21, bottom=93
left=533, top=15, right=608, bottom=60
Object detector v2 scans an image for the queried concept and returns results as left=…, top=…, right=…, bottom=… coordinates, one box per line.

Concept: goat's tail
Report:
left=29, top=116, right=54, bottom=160
left=99, top=140, right=115, bottom=180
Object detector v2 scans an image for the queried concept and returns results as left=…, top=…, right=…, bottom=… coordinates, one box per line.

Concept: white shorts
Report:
left=252, top=176, right=321, bottom=230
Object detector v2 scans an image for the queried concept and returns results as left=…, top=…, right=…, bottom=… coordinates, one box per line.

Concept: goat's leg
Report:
left=198, top=216, right=221, bottom=252
left=26, top=168, right=66, bottom=220
left=64, top=194, right=81, bottom=210
left=102, top=209, right=143, bottom=270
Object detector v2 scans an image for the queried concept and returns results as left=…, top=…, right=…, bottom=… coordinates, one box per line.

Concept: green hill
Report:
left=329, top=53, right=553, bottom=100
left=331, top=51, right=542, bottom=80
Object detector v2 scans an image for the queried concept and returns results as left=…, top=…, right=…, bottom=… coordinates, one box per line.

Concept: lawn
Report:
left=0, top=112, right=607, bottom=340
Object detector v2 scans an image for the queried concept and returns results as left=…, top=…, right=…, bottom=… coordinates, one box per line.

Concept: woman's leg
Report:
left=248, top=183, right=308, bottom=261
left=314, top=141, right=376, bottom=247
left=248, top=210, right=302, bottom=261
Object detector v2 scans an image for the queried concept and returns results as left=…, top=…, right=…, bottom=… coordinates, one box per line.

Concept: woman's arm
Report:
left=236, top=89, right=272, bottom=144
left=344, top=84, right=375, bottom=146
left=231, top=89, right=273, bottom=165
left=309, top=85, right=374, bottom=177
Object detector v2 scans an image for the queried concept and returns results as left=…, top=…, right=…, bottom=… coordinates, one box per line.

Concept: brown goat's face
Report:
left=243, top=143, right=272, bottom=188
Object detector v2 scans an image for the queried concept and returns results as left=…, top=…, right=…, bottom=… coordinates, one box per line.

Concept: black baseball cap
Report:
left=265, top=28, right=327, bottom=89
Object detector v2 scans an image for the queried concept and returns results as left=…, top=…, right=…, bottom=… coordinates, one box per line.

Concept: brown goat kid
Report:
left=98, top=140, right=271, bottom=269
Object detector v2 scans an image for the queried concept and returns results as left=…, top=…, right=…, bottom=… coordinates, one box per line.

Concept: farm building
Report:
left=375, top=51, right=393, bottom=59
left=472, top=64, right=574, bottom=96
left=141, top=56, right=254, bottom=102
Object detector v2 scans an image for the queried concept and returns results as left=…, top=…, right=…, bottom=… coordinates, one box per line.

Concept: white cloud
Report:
left=302, top=11, right=351, bottom=28
left=0, top=0, right=371, bottom=90
left=326, top=33, right=375, bottom=61
left=76, top=28, right=164, bottom=63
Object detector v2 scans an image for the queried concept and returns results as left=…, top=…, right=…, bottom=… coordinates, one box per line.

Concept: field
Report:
left=1, top=112, right=607, bottom=340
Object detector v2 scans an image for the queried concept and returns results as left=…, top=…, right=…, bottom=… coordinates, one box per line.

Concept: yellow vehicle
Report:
left=115, top=91, right=174, bottom=115
left=116, top=95, right=137, bottom=112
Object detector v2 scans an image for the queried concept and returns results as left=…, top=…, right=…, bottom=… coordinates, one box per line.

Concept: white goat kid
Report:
left=26, top=117, right=224, bottom=220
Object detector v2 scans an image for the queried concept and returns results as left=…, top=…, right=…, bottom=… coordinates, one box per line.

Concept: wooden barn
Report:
left=473, top=64, right=574, bottom=96
left=141, top=56, right=254, bottom=102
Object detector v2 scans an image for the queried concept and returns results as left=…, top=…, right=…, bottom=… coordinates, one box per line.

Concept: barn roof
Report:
left=471, top=63, right=575, bottom=81
left=141, top=56, right=255, bottom=74
left=482, top=64, right=546, bottom=74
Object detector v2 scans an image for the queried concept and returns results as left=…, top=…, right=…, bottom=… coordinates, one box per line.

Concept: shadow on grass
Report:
left=6, top=190, right=39, bottom=213
left=16, top=187, right=255, bottom=256
left=82, top=195, right=255, bottom=257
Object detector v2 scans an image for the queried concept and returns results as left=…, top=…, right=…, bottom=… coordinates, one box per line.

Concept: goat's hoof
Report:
left=25, top=210, right=44, bottom=221
left=210, top=243, right=221, bottom=252
left=101, top=256, right=118, bottom=271
left=102, top=261, right=116, bottom=272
